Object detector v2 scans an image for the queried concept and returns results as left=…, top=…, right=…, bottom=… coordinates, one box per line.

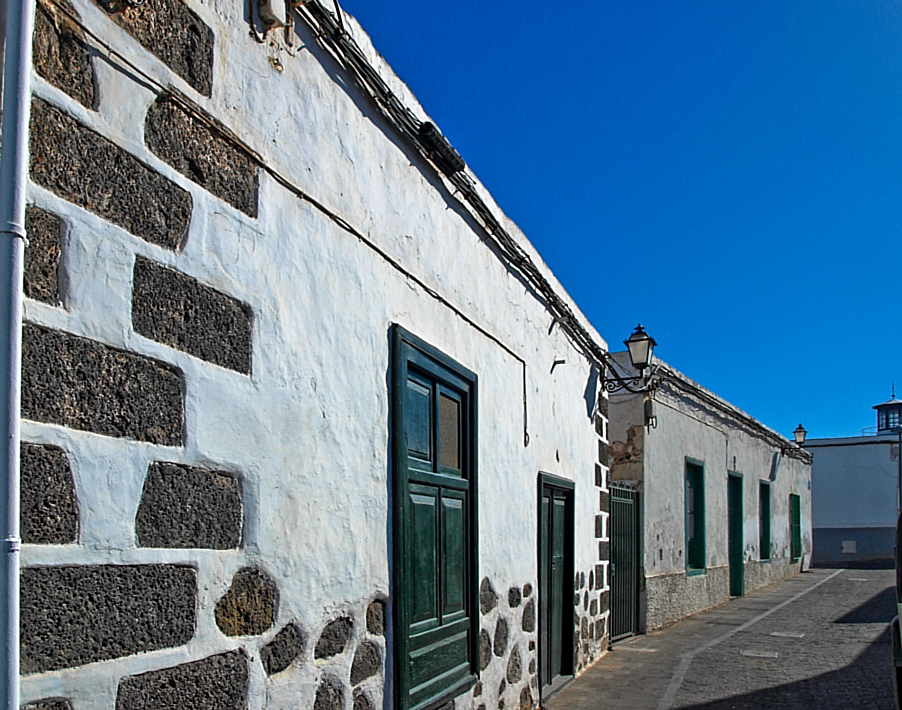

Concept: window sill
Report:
left=686, top=568, right=706, bottom=577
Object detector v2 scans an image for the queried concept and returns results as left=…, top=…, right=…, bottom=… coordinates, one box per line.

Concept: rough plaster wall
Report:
left=21, top=0, right=608, bottom=707
left=608, top=394, right=644, bottom=485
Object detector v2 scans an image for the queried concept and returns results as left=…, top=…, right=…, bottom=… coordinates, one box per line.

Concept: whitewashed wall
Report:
left=609, top=356, right=811, bottom=631
left=20, top=0, right=613, bottom=708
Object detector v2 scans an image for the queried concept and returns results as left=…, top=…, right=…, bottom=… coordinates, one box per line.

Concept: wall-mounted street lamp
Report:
left=780, top=423, right=808, bottom=457
left=602, top=324, right=659, bottom=394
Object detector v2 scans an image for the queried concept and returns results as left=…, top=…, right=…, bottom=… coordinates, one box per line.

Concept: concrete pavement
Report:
left=546, top=567, right=895, bottom=709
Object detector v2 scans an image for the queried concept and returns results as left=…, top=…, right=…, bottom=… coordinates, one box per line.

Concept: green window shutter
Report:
left=790, top=493, right=802, bottom=561
left=685, top=462, right=705, bottom=571
left=759, top=483, right=771, bottom=561
left=392, top=327, right=478, bottom=710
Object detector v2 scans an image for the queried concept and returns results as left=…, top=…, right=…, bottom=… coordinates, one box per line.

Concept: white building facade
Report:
left=607, top=355, right=812, bottom=634
left=15, top=1, right=615, bottom=708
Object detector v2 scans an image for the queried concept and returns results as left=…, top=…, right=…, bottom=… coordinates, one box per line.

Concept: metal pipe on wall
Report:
left=0, top=0, right=35, bottom=706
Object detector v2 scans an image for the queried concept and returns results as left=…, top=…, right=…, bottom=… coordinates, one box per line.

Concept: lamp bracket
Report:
left=601, top=357, right=659, bottom=395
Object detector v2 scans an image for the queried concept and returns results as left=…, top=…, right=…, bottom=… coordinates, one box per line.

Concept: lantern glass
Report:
left=624, top=324, right=656, bottom=371
left=793, top=424, right=807, bottom=445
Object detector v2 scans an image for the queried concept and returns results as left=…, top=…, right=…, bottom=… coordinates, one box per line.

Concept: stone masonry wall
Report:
left=22, top=4, right=250, bottom=704
left=94, top=0, right=214, bottom=96
left=576, top=395, right=611, bottom=670
left=145, top=97, right=258, bottom=217
left=470, top=577, right=538, bottom=710
left=23, top=10, right=385, bottom=703
left=132, top=256, right=253, bottom=374
left=20, top=0, right=606, bottom=708
left=33, top=0, right=95, bottom=108
left=21, top=443, right=77, bottom=544
left=30, top=98, right=192, bottom=251
left=23, top=206, right=63, bottom=306
left=22, top=323, right=184, bottom=445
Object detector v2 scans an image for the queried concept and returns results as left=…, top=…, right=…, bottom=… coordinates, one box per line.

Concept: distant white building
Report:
left=805, top=394, right=902, bottom=565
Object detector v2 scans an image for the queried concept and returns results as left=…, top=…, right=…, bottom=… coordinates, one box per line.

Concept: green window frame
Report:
left=789, top=493, right=802, bottom=561
left=759, top=482, right=771, bottom=561
left=685, top=460, right=705, bottom=572
left=391, top=326, right=478, bottom=710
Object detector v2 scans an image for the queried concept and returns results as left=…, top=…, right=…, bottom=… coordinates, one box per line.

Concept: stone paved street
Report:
left=547, top=568, right=895, bottom=709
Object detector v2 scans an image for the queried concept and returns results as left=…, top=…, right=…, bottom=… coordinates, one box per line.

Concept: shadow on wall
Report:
left=584, top=366, right=599, bottom=420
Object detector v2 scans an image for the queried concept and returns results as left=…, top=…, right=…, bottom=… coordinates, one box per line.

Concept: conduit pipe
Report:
left=0, top=0, right=35, bottom=706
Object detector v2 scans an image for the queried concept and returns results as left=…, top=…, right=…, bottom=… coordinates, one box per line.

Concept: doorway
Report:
left=610, top=486, right=640, bottom=641
left=728, top=473, right=744, bottom=597
left=538, top=474, right=574, bottom=698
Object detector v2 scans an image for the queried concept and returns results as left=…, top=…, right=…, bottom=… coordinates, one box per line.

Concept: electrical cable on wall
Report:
left=295, top=0, right=613, bottom=372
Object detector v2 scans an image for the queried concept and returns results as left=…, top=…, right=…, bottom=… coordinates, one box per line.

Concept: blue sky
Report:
left=338, top=0, right=902, bottom=439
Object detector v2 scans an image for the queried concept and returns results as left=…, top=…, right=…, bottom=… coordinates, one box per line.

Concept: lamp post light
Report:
left=624, top=324, right=657, bottom=375
left=602, top=324, right=659, bottom=394
left=793, top=424, right=807, bottom=445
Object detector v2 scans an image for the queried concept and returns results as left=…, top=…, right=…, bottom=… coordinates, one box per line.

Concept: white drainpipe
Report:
left=0, top=0, right=35, bottom=706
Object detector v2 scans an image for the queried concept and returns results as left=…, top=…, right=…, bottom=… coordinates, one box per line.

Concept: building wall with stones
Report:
left=609, top=354, right=812, bottom=632
left=19, top=0, right=614, bottom=708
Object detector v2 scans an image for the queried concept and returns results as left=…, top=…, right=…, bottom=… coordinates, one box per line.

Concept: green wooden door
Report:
left=539, top=479, right=573, bottom=695
left=790, top=494, right=802, bottom=561
left=393, top=327, right=478, bottom=710
left=728, top=475, right=743, bottom=597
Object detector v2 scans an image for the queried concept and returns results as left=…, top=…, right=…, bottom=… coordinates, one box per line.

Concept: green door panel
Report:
left=409, top=486, right=439, bottom=628
left=550, top=495, right=565, bottom=676
left=409, top=623, right=470, bottom=686
left=685, top=463, right=705, bottom=570
left=759, top=484, right=771, bottom=560
left=442, top=491, right=467, bottom=620
left=406, top=375, right=432, bottom=464
left=539, top=493, right=551, bottom=686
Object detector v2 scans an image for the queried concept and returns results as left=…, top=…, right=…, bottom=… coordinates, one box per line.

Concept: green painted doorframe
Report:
left=537, top=472, right=575, bottom=701
left=391, top=326, right=479, bottom=710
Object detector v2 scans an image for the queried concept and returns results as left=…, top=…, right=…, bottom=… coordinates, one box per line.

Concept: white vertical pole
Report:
left=0, top=0, right=35, bottom=707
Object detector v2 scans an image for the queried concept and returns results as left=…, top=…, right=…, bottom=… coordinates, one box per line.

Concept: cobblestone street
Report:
left=547, top=568, right=895, bottom=709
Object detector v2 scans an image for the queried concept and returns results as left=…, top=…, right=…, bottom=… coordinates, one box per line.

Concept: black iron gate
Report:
left=610, top=486, right=640, bottom=641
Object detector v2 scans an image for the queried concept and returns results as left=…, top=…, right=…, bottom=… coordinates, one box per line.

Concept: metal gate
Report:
left=610, top=486, right=640, bottom=641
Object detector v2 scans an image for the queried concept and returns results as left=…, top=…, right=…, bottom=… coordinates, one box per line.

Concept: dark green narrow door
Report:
left=538, top=479, right=573, bottom=696
left=611, top=486, right=640, bottom=641
left=728, top=475, right=743, bottom=597
left=790, top=493, right=802, bottom=561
